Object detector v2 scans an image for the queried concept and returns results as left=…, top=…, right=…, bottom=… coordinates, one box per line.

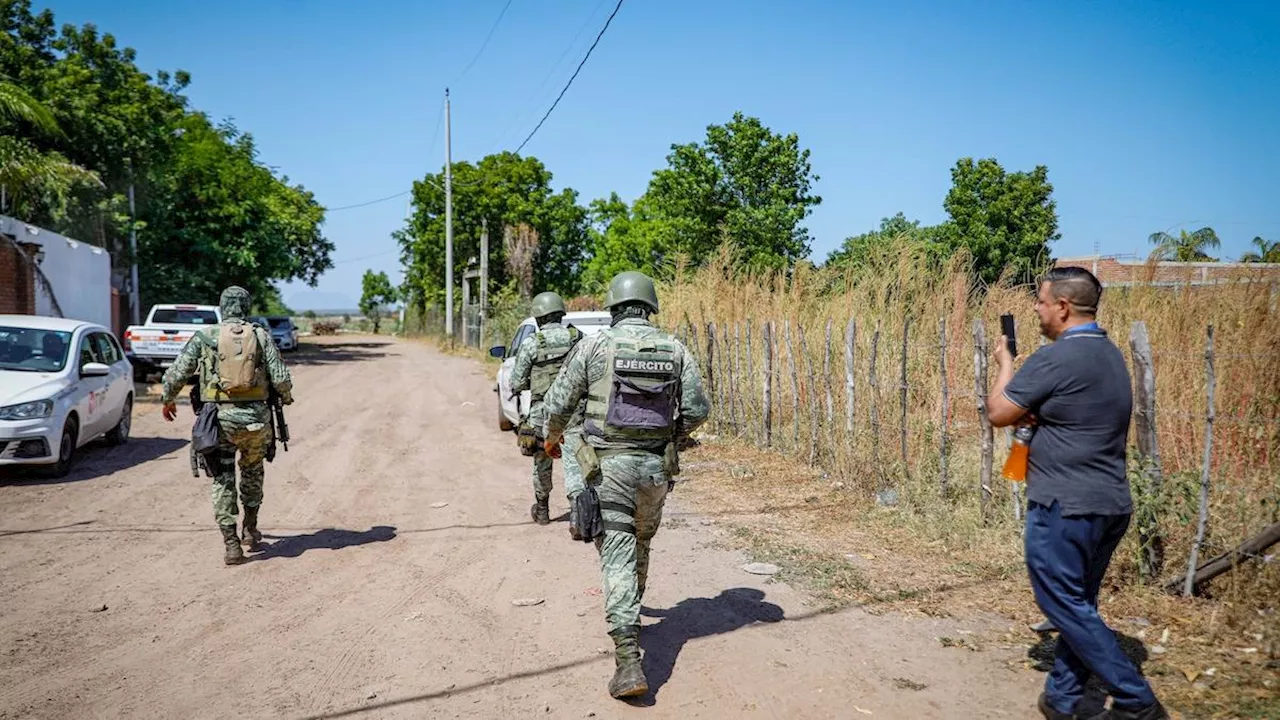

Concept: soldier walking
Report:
left=542, top=271, right=709, bottom=699
left=160, top=286, right=294, bottom=565
left=510, top=291, right=582, bottom=525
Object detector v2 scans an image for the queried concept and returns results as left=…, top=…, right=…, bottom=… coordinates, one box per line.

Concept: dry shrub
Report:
left=657, top=239, right=1279, bottom=677
left=312, top=320, right=341, bottom=336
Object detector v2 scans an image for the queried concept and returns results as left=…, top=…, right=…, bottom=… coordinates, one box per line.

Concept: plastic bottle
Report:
left=1001, top=426, right=1034, bottom=482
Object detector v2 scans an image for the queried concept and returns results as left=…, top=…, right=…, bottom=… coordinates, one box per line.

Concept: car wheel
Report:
left=49, top=417, right=79, bottom=479
left=498, top=398, right=514, bottom=432
left=105, top=395, right=133, bottom=446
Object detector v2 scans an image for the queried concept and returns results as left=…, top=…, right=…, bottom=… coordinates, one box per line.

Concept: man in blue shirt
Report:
left=986, top=267, right=1167, bottom=720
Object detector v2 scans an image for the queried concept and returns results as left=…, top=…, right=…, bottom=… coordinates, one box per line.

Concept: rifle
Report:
left=266, top=387, right=290, bottom=462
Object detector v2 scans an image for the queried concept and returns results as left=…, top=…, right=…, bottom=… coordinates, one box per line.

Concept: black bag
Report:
left=572, top=486, right=602, bottom=542
left=191, top=403, right=221, bottom=476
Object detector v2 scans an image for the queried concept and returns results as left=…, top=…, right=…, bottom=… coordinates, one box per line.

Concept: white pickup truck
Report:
left=123, top=304, right=221, bottom=382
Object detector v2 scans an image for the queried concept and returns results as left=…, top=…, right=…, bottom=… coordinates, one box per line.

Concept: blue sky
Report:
left=39, top=0, right=1280, bottom=309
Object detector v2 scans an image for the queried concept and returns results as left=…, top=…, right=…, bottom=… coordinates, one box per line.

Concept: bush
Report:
left=313, top=320, right=341, bottom=336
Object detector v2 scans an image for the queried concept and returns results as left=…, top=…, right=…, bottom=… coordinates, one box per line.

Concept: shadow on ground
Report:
left=1027, top=628, right=1152, bottom=716
left=0, top=436, right=188, bottom=486
left=253, top=525, right=397, bottom=560
left=635, top=587, right=786, bottom=702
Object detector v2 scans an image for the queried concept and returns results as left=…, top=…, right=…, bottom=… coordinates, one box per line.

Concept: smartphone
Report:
left=1000, top=313, right=1018, bottom=357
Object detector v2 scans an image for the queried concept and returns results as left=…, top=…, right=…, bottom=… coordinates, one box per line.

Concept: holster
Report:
left=572, top=486, right=603, bottom=542
left=517, top=421, right=539, bottom=457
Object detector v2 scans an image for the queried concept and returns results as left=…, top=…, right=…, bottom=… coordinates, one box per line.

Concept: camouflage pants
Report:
left=531, top=449, right=554, bottom=503
left=596, top=451, right=668, bottom=633
left=562, top=430, right=585, bottom=501
left=211, top=420, right=272, bottom=527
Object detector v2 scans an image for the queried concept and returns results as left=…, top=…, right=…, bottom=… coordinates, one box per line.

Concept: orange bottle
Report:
left=1002, top=426, right=1034, bottom=482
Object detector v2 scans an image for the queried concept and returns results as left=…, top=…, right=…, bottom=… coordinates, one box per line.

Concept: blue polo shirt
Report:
left=1003, top=323, right=1134, bottom=516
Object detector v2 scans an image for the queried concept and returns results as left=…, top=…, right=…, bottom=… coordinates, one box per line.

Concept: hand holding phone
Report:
left=1000, top=313, right=1018, bottom=358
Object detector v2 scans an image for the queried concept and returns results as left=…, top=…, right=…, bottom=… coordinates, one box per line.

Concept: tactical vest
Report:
left=584, top=329, right=681, bottom=444
left=199, top=321, right=270, bottom=403
left=530, top=326, right=582, bottom=402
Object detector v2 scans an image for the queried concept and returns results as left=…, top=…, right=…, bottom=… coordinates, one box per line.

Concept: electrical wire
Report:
left=453, top=0, right=516, bottom=84
left=326, top=191, right=410, bottom=212
left=515, top=0, right=624, bottom=154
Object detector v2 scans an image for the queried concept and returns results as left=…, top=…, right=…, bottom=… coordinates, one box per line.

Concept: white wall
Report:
left=0, top=215, right=113, bottom=328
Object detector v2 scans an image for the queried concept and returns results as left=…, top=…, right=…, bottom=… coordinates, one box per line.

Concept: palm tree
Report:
left=1147, top=227, right=1221, bottom=262
left=1239, top=236, right=1280, bottom=263
left=0, top=78, right=99, bottom=211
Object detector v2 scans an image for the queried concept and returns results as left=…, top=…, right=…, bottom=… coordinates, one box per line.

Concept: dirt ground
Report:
left=1, top=335, right=1051, bottom=720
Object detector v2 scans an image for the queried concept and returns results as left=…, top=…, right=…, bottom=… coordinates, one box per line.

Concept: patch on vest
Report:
left=614, top=358, right=675, bottom=374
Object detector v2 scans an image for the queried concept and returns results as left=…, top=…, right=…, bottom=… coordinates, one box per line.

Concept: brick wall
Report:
left=1054, top=256, right=1280, bottom=286
left=0, top=239, right=37, bottom=315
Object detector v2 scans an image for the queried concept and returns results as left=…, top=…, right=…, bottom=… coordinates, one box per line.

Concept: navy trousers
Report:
left=1025, top=500, right=1157, bottom=713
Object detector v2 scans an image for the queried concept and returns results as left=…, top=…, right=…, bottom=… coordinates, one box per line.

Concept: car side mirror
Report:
left=81, top=362, right=110, bottom=377
left=489, top=346, right=506, bottom=359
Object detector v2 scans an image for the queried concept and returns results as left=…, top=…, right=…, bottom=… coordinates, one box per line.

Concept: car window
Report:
left=0, top=327, right=72, bottom=372
left=78, top=334, right=103, bottom=370
left=150, top=308, right=219, bottom=324
left=106, top=334, right=126, bottom=363
left=91, top=332, right=122, bottom=364
left=267, top=317, right=293, bottom=330
left=508, top=325, right=534, bottom=357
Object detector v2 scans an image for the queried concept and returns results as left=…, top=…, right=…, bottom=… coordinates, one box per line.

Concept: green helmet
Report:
left=604, top=271, right=659, bottom=313
left=530, top=291, right=566, bottom=320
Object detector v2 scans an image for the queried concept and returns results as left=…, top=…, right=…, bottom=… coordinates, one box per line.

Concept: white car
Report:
left=490, top=311, right=612, bottom=431
left=0, top=316, right=135, bottom=477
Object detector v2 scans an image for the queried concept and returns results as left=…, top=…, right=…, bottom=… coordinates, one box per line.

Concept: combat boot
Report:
left=607, top=625, right=647, bottom=699
left=241, top=506, right=264, bottom=552
left=220, top=524, right=245, bottom=566
left=531, top=498, right=551, bottom=525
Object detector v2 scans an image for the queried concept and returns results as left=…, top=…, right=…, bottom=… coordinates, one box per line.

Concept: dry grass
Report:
left=655, top=242, right=1278, bottom=718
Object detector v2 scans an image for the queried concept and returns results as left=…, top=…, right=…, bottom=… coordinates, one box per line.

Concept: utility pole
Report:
left=444, top=88, right=454, bottom=339
left=127, top=158, right=141, bottom=325
left=480, top=218, right=489, bottom=348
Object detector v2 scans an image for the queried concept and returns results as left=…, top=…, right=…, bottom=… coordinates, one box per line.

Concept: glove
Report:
left=545, top=438, right=562, bottom=459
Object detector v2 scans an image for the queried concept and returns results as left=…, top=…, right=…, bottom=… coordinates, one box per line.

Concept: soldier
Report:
left=542, top=270, right=709, bottom=699
left=160, top=286, right=294, bottom=566
left=509, top=291, right=582, bottom=525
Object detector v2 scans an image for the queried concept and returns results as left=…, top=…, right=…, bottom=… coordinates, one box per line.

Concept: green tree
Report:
left=580, top=193, right=671, bottom=291
left=825, top=212, right=942, bottom=270
left=938, top=157, right=1059, bottom=285
left=396, top=152, right=587, bottom=318
left=0, top=76, right=98, bottom=208
left=620, top=111, right=821, bottom=273
left=1240, top=236, right=1280, bottom=263
left=359, top=269, right=397, bottom=334
left=0, top=1, right=332, bottom=309
left=1147, top=227, right=1220, bottom=262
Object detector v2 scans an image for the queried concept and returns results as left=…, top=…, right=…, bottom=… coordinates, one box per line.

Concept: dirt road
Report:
left=1, top=336, right=1044, bottom=719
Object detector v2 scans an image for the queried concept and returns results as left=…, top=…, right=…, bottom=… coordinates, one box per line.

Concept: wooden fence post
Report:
left=973, top=319, right=994, bottom=522
left=1184, top=324, right=1216, bottom=597
left=845, top=319, right=856, bottom=437
left=762, top=321, right=773, bottom=448
left=824, top=319, right=835, bottom=432
left=786, top=320, right=800, bottom=449
left=706, top=322, right=717, bottom=433
left=938, top=317, right=950, bottom=497
left=746, top=320, right=755, bottom=441
left=869, top=326, right=883, bottom=490
left=899, top=318, right=911, bottom=472
left=734, top=323, right=745, bottom=436
left=799, top=323, right=819, bottom=466
left=723, top=324, right=738, bottom=433
left=1130, top=320, right=1166, bottom=580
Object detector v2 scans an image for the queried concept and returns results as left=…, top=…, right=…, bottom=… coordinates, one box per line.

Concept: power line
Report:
left=454, top=0, right=516, bottom=84
left=326, top=191, right=410, bottom=212
left=515, top=0, right=625, bottom=154
left=332, top=248, right=400, bottom=265
left=494, top=0, right=610, bottom=153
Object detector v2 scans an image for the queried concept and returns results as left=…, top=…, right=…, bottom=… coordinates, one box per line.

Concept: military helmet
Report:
left=604, top=271, right=659, bottom=313
left=530, top=291, right=566, bottom=320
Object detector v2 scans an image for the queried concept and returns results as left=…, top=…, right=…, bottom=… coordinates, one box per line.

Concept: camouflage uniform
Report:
left=543, top=290, right=709, bottom=698
left=510, top=320, right=577, bottom=509
left=161, top=287, right=294, bottom=565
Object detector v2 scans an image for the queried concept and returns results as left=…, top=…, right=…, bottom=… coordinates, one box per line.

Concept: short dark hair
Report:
left=1041, top=266, right=1102, bottom=316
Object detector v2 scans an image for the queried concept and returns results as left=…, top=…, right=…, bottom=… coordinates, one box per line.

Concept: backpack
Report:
left=216, top=320, right=262, bottom=394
